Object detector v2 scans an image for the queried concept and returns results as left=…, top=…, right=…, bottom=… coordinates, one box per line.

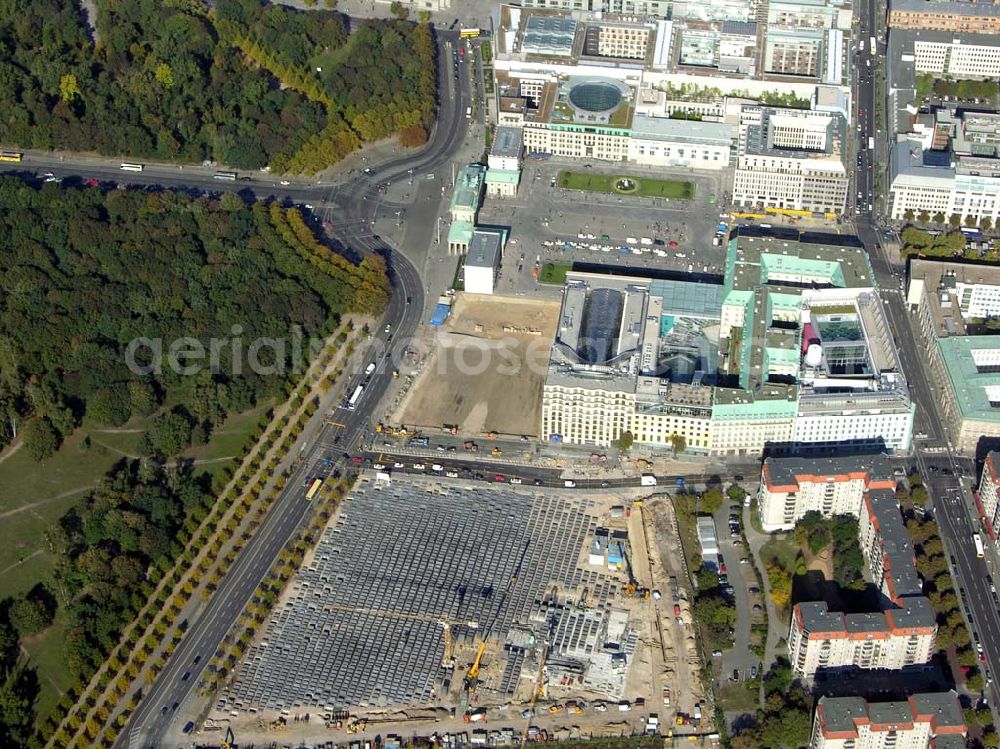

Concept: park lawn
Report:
left=760, top=533, right=800, bottom=571
left=0, top=431, right=132, bottom=599
left=539, top=262, right=572, bottom=285
left=22, top=610, right=75, bottom=726
left=558, top=170, right=694, bottom=199
left=0, top=402, right=272, bottom=728
left=718, top=681, right=759, bottom=713
left=178, top=402, right=273, bottom=482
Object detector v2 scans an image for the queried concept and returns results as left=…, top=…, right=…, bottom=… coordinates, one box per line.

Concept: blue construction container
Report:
left=430, top=303, right=452, bottom=327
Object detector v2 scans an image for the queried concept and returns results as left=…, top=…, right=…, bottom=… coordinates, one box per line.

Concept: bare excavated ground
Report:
left=394, top=294, right=560, bottom=437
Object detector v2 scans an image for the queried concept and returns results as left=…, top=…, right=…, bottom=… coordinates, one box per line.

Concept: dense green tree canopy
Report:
left=0, top=177, right=388, bottom=457
left=0, top=0, right=437, bottom=172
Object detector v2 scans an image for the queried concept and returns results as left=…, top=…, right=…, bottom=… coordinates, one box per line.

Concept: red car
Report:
left=494, top=474, right=506, bottom=482
left=719, top=562, right=728, bottom=575
left=350, top=456, right=363, bottom=464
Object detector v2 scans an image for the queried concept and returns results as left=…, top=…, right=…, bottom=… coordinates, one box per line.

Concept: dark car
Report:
left=181, top=671, right=190, bottom=681
left=183, top=722, right=195, bottom=734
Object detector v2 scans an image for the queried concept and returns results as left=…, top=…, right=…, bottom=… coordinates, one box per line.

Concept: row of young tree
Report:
left=51, top=322, right=368, bottom=748
left=0, top=177, right=387, bottom=459
left=0, top=0, right=437, bottom=172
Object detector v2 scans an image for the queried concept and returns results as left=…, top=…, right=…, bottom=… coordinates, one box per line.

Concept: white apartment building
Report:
left=757, top=455, right=897, bottom=532
left=859, top=488, right=925, bottom=604
left=628, top=115, right=736, bottom=170
left=792, top=396, right=915, bottom=452
left=488, top=126, right=523, bottom=172
left=914, top=33, right=1000, bottom=79
left=909, top=258, right=1000, bottom=326
left=519, top=0, right=672, bottom=15
left=522, top=124, right=630, bottom=161
left=733, top=107, right=848, bottom=214
left=542, top=383, right=636, bottom=445
left=890, top=140, right=1000, bottom=224
left=979, top=451, right=1000, bottom=541
left=810, top=693, right=966, bottom=749
left=375, top=0, right=449, bottom=10
left=463, top=230, right=505, bottom=295
left=788, top=599, right=937, bottom=679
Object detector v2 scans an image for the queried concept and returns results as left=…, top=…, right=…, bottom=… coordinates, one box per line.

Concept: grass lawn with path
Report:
left=0, top=402, right=271, bottom=728
left=558, top=170, right=695, bottom=199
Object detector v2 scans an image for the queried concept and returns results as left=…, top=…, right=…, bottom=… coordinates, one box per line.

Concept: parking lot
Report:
left=476, top=160, right=732, bottom=294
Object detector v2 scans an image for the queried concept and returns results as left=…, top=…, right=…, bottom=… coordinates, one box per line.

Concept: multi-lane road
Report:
left=845, top=0, right=1000, bottom=702
left=858, top=202, right=1000, bottom=708
left=92, top=30, right=472, bottom=749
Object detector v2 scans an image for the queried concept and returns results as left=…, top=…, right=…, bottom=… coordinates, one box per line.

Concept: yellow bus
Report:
left=0, top=150, right=24, bottom=163
left=460, top=28, right=480, bottom=38
left=305, top=478, right=323, bottom=501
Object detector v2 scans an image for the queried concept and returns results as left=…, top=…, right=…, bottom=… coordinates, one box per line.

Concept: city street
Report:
left=857, top=211, right=1000, bottom=712
left=107, top=29, right=474, bottom=749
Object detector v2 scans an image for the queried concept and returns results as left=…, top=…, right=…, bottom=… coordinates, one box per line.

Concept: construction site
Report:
left=207, top=475, right=709, bottom=747
left=393, top=294, right=560, bottom=439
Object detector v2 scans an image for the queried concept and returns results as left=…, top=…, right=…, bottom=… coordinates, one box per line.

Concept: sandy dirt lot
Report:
left=394, top=294, right=560, bottom=437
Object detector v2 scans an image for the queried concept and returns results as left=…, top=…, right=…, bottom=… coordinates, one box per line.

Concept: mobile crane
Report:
left=464, top=540, right=531, bottom=692
left=619, top=542, right=650, bottom=599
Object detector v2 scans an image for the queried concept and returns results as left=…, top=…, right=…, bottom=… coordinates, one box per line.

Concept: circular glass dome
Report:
left=568, top=82, right=622, bottom=113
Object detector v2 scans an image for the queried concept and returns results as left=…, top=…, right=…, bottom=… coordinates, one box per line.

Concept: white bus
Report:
left=347, top=385, right=364, bottom=410
left=119, top=163, right=144, bottom=172
left=213, top=171, right=238, bottom=182
left=870, top=36, right=876, bottom=56
left=974, top=533, right=985, bottom=559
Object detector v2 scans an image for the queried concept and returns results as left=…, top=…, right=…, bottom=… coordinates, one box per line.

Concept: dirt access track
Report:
left=394, top=293, right=559, bottom=438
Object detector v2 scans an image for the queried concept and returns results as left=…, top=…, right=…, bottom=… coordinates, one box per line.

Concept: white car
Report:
left=372, top=463, right=385, bottom=470
left=446, top=470, right=459, bottom=478
left=384, top=324, right=392, bottom=333
left=431, top=464, right=443, bottom=472
left=394, top=462, right=405, bottom=469
left=593, top=703, right=607, bottom=712
left=509, top=477, right=522, bottom=485
left=279, top=180, right=290, bottom=186
left=412, top=463, right=425, bottom=470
